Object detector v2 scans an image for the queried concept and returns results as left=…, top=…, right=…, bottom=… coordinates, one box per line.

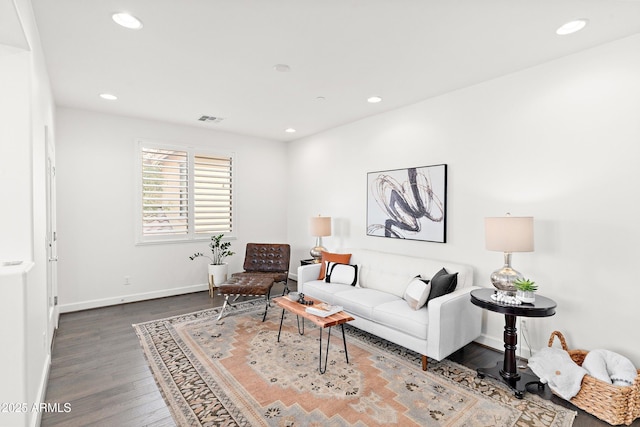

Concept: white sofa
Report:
left=297, top=248, right=482, bottom=370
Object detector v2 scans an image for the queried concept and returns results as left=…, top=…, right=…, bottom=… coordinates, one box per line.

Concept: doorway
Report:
left=46, top=126, right=59, bottom=339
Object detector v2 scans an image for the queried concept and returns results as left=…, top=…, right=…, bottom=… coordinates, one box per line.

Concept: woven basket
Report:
left=548, top=331, right=640, bottom=425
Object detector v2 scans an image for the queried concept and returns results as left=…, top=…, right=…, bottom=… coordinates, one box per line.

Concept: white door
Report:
left=46, top=127, right=59, bottom=337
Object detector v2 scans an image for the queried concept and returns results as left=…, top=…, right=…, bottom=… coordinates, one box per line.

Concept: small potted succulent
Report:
left=189, top=234, right=235, bottom=287
left=514, top=278, right=537, bottom=303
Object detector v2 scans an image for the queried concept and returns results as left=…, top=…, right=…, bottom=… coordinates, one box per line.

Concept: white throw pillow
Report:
left=325, top=262, right=358, bottom=286
left=582, top=349, right=638, bottom=386
left=403, top=277, right=431, bottom=310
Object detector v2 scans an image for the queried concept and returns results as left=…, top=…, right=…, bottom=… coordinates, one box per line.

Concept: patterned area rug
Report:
left=133, top=299, right=575, bottom=427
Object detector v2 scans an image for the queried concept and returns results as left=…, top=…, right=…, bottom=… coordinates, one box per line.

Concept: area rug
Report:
left=133, top=299, right=576, bottom=427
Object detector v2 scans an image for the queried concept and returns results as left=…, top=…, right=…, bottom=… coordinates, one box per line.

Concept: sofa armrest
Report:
left=297, top=263, right=321, bottom=291
left=426, top=285, right=483, bottom=361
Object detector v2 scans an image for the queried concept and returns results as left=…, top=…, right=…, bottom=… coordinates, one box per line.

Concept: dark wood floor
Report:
left=42, top=283, right=636, bottom=427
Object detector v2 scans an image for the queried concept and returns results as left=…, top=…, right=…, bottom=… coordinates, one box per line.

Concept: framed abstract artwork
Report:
left=367, top=164, right=447, bottom=243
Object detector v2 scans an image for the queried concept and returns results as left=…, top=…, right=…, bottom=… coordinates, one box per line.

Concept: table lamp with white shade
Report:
left=485, top=215, right=534, bottom=293
left=309, top=215, right=331, bottom=263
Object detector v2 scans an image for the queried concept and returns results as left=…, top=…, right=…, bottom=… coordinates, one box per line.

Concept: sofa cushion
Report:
left=318, top=251, right=352, bottom=279
left=333, top=288, right=400, bottom=320
left=426, top=268, right=458, bottom=303
left=301, top=280, right=352, bottom=305
left=373, top=300, right=429, bottom=340
left=325, top=262, right=358, bottom=286
left=347, top=248, right=474, bottom=291
left=403, top=276, right=431, bottom=310
left=349, top=251, right=417, bottom=298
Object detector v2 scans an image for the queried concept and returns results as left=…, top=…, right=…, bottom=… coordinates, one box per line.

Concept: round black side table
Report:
left=470, top=288, right=557, bottom=398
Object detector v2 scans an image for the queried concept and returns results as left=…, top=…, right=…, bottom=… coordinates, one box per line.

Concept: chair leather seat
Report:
left=218, top=276, right=274, bottom=296
left=232, top=271, right=288, bottom=283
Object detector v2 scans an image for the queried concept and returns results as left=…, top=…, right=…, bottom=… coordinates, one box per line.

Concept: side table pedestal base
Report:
left=477, top=362, right=546, bottom=399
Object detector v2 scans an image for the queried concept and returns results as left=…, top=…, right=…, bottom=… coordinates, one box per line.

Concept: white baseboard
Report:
left=474, top=334, right=502, bottom=352
left=474, top=333, right=533, bottom=359
left=59, top=283, right=209, bottom=313
left=30, top=352, right=51, bottom=427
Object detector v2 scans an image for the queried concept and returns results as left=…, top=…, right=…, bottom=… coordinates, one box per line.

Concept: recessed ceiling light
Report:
left=273, top=64, right=291, bottom=72
left=367, top=96, right=382, bottom=103
left=556, top=19, right=588, bottom=35
left=316, top=96, right=326, bottom=101
left=99, top=93, right=118, bottom=101
left=112, top=12, right=143, bottom=30
left=285, top=128, right=296, bottom=133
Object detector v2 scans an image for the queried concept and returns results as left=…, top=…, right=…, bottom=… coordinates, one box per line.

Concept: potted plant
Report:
left=189, top=234, right=235, bottom=288
left=514, top=278, right=537, bottom=303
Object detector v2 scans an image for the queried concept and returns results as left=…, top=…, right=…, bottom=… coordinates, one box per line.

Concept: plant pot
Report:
left=516, top=290, right=535, bottom=304
left=208, top=263, right=228, bottom=287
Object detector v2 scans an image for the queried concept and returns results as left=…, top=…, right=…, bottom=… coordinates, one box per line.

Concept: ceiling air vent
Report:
left=198, top=115, right=223, bottom=123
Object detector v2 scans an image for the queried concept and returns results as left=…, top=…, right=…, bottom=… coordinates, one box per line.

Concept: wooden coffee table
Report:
left=273, top=295, right=354, bottom=374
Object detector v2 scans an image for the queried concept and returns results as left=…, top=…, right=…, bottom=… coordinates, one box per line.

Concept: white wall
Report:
left=56, top=108, right=289, bottom=311
left=0, top=0, right=57, bottom=426
left=0, top=49, right=31, bottom=260
left=287, top=34, right=640, bottom=366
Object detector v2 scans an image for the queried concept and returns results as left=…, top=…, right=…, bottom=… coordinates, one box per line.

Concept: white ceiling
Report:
left=31, top=0, right=640, bottom=142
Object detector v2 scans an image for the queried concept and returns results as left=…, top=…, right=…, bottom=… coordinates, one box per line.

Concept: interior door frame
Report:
left=45, top=125, right=59, bottom=337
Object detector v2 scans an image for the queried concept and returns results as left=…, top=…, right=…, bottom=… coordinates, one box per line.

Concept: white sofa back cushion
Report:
left=347, top=248, right=473, bottom=298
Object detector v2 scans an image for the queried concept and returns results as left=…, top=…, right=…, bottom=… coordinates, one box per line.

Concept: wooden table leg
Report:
left=501, top=314, right=519, bottom=381
left=477, top=313, right=545, bottom=399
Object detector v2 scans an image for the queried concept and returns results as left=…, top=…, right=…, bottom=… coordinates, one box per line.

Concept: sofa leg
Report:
left=422, top=355, right=428, bottom=371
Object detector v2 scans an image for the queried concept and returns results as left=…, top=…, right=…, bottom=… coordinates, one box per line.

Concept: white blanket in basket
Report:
left=582, top=349, right=637, bottom=386
left=528, top=347, right=588, bottom=400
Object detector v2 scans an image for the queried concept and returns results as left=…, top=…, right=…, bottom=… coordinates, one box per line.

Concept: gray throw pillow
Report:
left=426, top=268, right=458, bottom=303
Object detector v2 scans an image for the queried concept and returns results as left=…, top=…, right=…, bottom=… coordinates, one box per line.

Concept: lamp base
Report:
left=310, top=245, right=326, bottom=263
left=490, top=252, right=524, bottom=293
left=490, top=266, right=523, bottom=293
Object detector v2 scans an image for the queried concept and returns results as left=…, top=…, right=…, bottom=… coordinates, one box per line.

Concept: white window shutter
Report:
left=141, top=147, right=189, bottom=236
left=194, top=154, right=233, bottom=234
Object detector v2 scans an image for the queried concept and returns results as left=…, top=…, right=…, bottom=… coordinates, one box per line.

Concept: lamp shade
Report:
left=485, top=216, right=534, bottom=253
left=309, top=216, right=331, bottom=237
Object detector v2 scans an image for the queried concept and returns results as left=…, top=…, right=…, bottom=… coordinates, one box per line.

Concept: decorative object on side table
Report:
left=491, top=291, right=521, bottom=305
left=514, top=278, right=537, bottom=303
left=485, top=214, right=534, bottom=293
left=189, top=234, right=235, bottom=295
left=309, top=215, right=331, bottom=263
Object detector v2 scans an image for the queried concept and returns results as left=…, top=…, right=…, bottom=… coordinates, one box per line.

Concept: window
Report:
left=137, top=140, right=234, bottom=243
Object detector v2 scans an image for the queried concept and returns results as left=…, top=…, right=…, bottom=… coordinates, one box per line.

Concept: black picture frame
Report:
left=367, top=164, right=447, bottom=243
